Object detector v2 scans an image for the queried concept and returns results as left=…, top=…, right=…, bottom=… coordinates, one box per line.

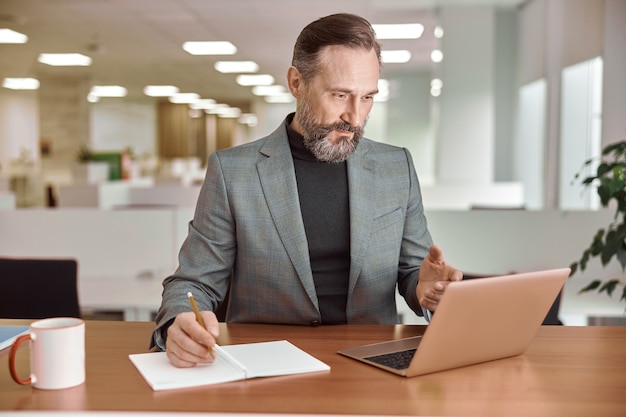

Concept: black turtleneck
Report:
left=286, top=117, right=350, bottom=324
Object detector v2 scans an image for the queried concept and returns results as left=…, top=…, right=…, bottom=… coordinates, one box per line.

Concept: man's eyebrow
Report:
left=331, top=87, right=380, bottom=96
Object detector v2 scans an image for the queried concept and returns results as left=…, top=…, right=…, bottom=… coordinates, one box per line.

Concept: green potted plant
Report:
left=570, top=140, right=626, bottom=303
left=72, top=144, right=109, bottom=184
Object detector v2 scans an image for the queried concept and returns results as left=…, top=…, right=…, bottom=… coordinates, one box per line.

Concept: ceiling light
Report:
left=239, top=113, right=258, bottom=126
left=217, top=107, right=241, bottom=118
left=380, top=50, right=411, bottom=64
left=372, top=23, right=424, bottom=39
left=252, top=85, right=286, bottom=96
left=431, top=50, right=444, bottom=63
left=430, top=78, right=442, bottom=97
left=236, top=74, right=274, bottom=86
left=205, top=103, right=229, bottom=114
left=182, top=41, right=237, bottom=55
left=0, top=28, right=28, bottom=43
left=87, top=93, right=100, bottom=103
left=169, top=93, right=200, bottom=104
left=144, top=85, right=179, bottom=97
left=90, top=85, right=127, bottom=97
left=2, top=77, right=39, bottom=90
left=264, top=93, right=294, bottom=104
left=434, top=26, right=444, bottom=39
left=38, top=53, right=92, bottom=66
left=190, top=99, right=217, bottom=110
left=215, top=61, right=259, bottom=73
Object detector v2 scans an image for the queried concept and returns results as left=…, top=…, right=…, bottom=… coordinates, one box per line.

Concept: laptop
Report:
left=338, top=267, right=570, bottom=377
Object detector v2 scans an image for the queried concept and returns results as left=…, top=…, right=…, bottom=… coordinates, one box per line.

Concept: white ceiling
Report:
left=0, top=0, right=526, bottom=106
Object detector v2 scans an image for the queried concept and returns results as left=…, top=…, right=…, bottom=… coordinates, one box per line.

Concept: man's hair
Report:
left=292, top=13, right=382, bottom=82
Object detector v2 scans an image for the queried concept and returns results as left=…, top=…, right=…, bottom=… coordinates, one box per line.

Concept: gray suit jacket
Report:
left=152, top=116, right=432, bottom=349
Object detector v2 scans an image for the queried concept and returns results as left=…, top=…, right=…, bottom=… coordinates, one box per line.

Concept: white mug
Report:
left=9, top=317, right=85, bottom=390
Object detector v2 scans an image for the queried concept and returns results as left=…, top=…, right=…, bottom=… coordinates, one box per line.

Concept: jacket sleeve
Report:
left=396, top=148, right=433, bottom=316
left=151, top=152, right=235, bottom=350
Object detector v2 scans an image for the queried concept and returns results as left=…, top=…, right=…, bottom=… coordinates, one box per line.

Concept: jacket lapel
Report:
left=256, top=132, right=318, bottom=308
left=347, top=141, right=376, bottom=294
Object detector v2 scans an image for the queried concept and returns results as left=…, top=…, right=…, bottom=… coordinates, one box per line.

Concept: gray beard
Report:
left=297, top=100, right=365, bottom=163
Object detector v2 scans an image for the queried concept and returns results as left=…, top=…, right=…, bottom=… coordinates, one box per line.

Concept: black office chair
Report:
left=462, top=272, right=563, bottom=325
left=0, top=257, right=81, bottom=319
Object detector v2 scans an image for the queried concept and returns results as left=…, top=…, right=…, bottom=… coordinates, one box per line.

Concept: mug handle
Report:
left=9, top=334, right=32, bottom=385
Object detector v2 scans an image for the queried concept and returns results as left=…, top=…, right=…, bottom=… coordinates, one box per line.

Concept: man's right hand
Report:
left=165, top=310, right=220, bottom=368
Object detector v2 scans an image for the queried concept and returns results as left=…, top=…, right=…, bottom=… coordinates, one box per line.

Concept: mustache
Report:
left=319, top=122, right=363, bottom=135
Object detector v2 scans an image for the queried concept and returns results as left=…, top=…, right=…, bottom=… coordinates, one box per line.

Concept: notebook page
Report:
left=129, top=351, right=245, bottom=390
left=220, top=340, right=330, bottom=378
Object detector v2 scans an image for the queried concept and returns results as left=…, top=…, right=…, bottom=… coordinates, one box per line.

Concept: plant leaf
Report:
left=599, top=279, right=620, bottom=296
left=617, top=241, right=626, bottom=270
left=579, top=280, right=601, bottom=293
left=602, top=229, right=619, bottom=265
left=602, top=141, right=626, bottom=156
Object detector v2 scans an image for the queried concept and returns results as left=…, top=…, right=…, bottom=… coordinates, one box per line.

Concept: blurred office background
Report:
left=0, top=0, right=625, bottom=324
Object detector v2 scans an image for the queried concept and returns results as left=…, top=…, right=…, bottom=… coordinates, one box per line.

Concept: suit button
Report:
left=310, top=320, right=320, bottom=326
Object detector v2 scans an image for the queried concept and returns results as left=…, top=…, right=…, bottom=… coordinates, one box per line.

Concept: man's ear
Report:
left=287, top=66, right=302, bottom=98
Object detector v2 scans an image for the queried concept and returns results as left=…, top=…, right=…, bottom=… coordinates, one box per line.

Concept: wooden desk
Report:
left=1, top=320, right=625, bottom=416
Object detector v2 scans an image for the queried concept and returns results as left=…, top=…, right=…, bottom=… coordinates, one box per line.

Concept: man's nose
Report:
left=341, top=99, right=362, bottom=127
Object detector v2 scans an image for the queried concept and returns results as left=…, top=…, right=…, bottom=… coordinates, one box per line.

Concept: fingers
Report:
left=166, top=311, right=219, bottom=368
left=448, top=267, right=463, bottom=282
left=427, top=244, right=443, bottom=264
left=201, top=310, right=220, bottom=338
left=417, top=245, right=462, bottom=312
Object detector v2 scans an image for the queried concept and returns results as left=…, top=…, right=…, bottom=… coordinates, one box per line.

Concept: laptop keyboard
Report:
left=364, top=348, right=417, bottom=370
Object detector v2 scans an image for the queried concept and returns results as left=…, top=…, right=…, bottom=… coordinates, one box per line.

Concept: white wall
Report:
left=0, top=89, right=39, bottom=170
left=437, top=6, right=495, bottom=184
left=90, top=100, right=157, bottom=156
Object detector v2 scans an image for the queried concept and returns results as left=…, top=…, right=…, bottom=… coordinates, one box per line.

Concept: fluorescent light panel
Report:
left=373, top=23, right=424, bottom=39
left=169, top=93, right=200, bottom=104
left=217, top=107, right=241, bottom=118
left=264, top=93, right=294, bottom=104
left=90, top=85, right=127, bottom=97
left=381, top=50, right=411, bottom=64
left=236, top=74, right=274, bottom=86
left=0, top=28, right=28, bottom=43
left=2, top=77, right=39, bottom=90
left=183, top=41, right=236, bottom=55
left=205, top=103, right=229, bottom=114
left=38, top=53, right=92, bottom=66
left=239, top=113, right=258, bottom=126
left=252, top=85, right=286, bottom=96
left=190, top=99, right=217, bottom=110
left=144, top=85, right=179, bottom=97
left=215, top=61, right=259, bottom=73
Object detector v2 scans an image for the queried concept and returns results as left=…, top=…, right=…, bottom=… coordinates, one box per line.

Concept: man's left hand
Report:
left=416, top=244, right=462, bottom=312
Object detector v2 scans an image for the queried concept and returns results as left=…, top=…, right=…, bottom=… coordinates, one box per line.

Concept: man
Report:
left=152, top=13, right=462, bottom=368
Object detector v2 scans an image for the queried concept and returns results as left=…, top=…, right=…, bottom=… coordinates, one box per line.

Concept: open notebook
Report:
left=130, top=339, right=330, bottom=390
left=338, top=268, right=570, bottom=377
